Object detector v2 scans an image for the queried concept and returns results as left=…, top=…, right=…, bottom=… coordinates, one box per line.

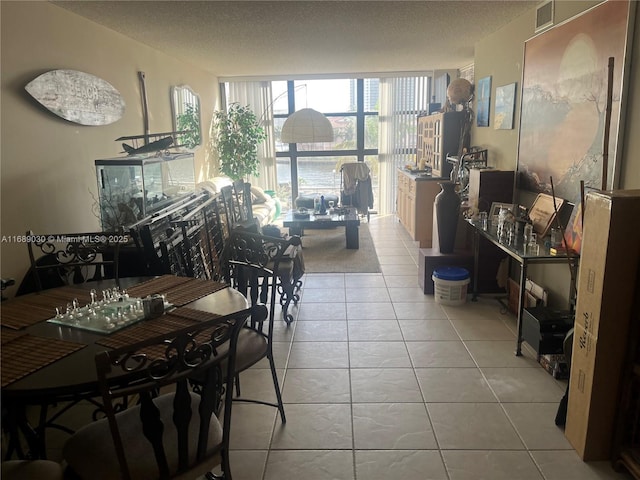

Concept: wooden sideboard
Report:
left=396, top=169, right=442, bottom=248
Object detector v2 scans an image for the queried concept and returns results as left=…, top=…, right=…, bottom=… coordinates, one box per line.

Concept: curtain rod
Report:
left=219, top=71, right=437, bottom=83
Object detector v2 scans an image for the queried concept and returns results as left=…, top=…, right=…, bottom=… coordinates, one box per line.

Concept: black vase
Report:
left=319, top=195, right=327, bottom=215
left=435, top=181, right=461, bottom=254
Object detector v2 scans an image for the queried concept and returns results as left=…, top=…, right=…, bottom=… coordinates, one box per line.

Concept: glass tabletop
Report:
left=467, top=219, right=578, bottom=262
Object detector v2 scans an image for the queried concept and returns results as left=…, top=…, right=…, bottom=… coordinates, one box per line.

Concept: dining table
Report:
left=0, top=275, right=249, bottom=460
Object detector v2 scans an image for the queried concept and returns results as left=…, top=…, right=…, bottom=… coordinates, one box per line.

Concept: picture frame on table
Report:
left=529, top=193, right=564, bottom=237
left=489, top=202, right=515, bottom=226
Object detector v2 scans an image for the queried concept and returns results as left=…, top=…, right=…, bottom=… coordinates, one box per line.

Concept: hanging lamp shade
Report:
left=280, top=108, right=334, bottom=143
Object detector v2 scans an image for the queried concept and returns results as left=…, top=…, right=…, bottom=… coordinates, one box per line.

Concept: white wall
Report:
left=0, top=2, right=219, bottom=293
left=473, top=0, right=640, bottom=306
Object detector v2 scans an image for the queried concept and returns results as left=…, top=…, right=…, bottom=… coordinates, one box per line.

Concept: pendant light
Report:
left=280, top=108, right=334, bottom=143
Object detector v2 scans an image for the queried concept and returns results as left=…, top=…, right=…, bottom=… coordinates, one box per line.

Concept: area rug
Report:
left=298, top=224, right=381, bottom=273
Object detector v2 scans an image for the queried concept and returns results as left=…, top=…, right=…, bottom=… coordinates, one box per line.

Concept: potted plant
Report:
left=212, top=103, right=266, bottom=181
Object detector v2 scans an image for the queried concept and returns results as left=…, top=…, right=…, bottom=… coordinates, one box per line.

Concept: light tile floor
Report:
left=33, top=214, right=632, bottom=479
left=224, top=214, right=631, bottom=480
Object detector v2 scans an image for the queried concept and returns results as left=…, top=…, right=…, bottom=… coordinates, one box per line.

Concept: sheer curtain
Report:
left=378, top=76, right=431, bottom=215
left=225, top=82, right=277, bottom=190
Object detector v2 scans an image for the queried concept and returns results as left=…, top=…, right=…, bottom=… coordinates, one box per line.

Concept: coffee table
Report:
left=283, top=208, right=360, bottom=249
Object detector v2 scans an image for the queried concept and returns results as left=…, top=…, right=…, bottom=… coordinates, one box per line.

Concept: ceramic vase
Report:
left=435, top=181, right=460, bottom=254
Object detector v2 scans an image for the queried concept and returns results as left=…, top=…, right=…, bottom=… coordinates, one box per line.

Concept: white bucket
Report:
left=432, top=267, right=470, bottom=306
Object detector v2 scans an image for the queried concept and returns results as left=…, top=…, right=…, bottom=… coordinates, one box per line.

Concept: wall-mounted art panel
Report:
left=476, top=76, right=491, bottom=127
left=494, top=83, right=516, bottom=130
left=25, top=70, right=125, bottom=126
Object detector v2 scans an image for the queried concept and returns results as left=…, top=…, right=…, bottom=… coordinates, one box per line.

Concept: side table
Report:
left=467, top=220, right=579, bottom=356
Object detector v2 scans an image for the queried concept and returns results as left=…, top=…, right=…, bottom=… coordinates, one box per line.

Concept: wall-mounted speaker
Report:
left=535, top=0, right=554, bottom=33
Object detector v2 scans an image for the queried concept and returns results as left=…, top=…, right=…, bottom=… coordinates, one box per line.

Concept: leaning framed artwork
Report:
left=476, top=76, right=491, bottom=127
left=516, top=0, right=635, bottom=204
left=494, top=83, right=516, bottom=130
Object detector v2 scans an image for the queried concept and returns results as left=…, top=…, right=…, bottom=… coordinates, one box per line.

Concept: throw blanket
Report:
left=341, top=163, right=373, bottom=215
left=341, top=163, right=370, bottom=195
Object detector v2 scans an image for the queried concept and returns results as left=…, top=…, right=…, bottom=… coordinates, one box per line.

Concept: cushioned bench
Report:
left=294, top=193, right=340, bottom=210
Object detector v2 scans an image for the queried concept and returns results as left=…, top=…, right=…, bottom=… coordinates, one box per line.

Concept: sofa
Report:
left=197, top=177, right=279, bottom=227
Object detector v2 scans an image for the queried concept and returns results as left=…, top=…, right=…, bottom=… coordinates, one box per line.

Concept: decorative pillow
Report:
left=250, top=186, right=271, bottom=204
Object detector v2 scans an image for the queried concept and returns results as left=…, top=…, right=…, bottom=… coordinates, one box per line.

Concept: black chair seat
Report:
left=1, top=460, right=64, bottom=480
left=235, top=328, right=268, bottom=372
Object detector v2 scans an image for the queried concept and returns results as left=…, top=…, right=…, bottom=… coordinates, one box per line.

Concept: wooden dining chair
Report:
left=62, top=307, right=252, bottom=480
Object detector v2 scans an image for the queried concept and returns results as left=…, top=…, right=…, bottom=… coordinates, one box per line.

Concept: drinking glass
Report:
left=527, top=233, right=539, bottom=255
left=478, top=211, right=488, bottom=230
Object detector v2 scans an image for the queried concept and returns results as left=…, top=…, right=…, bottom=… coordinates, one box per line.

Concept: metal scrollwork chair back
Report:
left=220, top=229, right=304, bottom=423
left=225, top=227, right=303, bottom=324
left=62, top=307, right=252, bottom=480
left=127, top=192, right=222, bottom=279
left=220, top=182, right=254, bottom=234
left=170, top=194, right=227, bottom=282
left=20, top=230, right=123, bottom=294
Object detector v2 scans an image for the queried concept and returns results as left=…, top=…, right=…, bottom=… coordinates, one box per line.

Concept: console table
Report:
left=466, top=220, right=579, bottom=356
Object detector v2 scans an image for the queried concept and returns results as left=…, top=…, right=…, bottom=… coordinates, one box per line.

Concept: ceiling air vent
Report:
left=535, top=0, right=554, bottom=32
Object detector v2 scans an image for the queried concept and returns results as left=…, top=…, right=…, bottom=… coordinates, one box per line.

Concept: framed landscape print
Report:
left=476, top=76, right=491, bottom=127
left=516, top=0, right=634, bottom=204
left=494, top=83, right=516, bottom=130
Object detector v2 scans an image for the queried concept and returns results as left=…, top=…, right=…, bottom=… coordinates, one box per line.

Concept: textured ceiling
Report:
left=53, top=1, right=537, bottom=77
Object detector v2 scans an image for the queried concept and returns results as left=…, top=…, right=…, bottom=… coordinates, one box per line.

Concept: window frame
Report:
left=275, top=79, right=378, bottom=202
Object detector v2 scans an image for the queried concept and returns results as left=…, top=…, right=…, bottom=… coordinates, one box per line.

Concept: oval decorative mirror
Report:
left=171, top=85, right=201, bottom=149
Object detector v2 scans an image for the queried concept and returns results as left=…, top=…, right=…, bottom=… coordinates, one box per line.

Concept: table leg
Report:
left=288, top=223, right=303, bottom=237
left=346, top=224, right=359, bottom=249
left=516, top=260, right=528, bottom=356
left=3, top=401, right=42, bottom=459
left=472, top=229, right=479, bottom=301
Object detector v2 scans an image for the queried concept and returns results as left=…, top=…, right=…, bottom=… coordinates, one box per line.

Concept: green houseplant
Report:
left=213, top=103, right=266, bottom=181
left=176, top=103, right=201, bottom=149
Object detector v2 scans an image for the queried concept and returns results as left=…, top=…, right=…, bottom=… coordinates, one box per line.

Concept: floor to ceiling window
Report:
left=222, top=74, right=434, bottom=215
left=271, top=79, right=379, bottom=210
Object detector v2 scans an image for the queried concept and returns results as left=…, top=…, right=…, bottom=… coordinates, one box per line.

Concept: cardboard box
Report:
left=565, top=190, right=640, bottom=460
left=507, top=277, right=545, bottom=315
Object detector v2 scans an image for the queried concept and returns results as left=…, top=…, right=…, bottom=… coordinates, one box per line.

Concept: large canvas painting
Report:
left=517, top=0, right=633, bottom=204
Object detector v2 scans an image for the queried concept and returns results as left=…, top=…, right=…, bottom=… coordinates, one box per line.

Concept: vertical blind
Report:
left=378, top=76, right=432, bottom=215
left=224, top=81, right=277, bottom=190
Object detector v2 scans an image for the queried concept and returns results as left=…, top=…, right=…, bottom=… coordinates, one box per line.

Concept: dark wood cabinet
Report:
left=467, top=169, right=515, bottom=293
left=468, top=169, right=515, bottom=213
